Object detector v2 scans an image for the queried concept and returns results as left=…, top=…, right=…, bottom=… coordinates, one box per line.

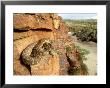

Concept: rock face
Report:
left=13, top=13, right=87, bottom=75
left=14, top=13, right=54, bottom=30
left=31, top=55, right=60, bottom=75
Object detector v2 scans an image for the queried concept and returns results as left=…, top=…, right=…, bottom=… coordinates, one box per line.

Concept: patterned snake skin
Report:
left=21, top=38, right=54, bottom=65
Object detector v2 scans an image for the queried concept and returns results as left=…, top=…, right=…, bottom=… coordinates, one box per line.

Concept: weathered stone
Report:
left=13, top=44, right=20, bottom=60
left=14, top=35, right=39, bottom=54
left=13, top=60, right=30, bottom=75
left=53, top=19, right=60, bottom=29
left=14, top=13, right=54, bottom=31
left=13, top=13, right=85, bottom=76
left=14, top=30, right=34, bottom=40
left=59, top=53, right=69, bottom=75
left=14, top=14, right=32, bottom=30
left=31, top=55, right=60, bottom=75
left=34, top=31, right=55, bottom=40
left=34, top=13, right=54, bottom=30
left=51, top=13, right=61, bottom=20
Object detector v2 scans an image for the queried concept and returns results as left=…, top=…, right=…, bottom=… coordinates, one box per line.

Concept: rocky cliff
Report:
left=13, top=13, right=88, bottom=75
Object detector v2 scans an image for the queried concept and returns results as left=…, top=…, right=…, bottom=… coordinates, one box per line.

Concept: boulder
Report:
left=31, top=55, right=60, bottom=75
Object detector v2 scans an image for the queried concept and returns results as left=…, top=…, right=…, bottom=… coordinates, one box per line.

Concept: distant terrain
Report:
left=65, top=19, right=97, bottom=42
left=64, top=19, right=97, bottom=75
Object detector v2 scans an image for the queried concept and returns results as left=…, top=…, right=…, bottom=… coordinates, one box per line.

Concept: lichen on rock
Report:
left=13, top=13, right=88, bottom=75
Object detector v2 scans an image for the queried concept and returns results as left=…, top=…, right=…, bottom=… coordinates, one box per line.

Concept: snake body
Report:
left=21, top=38, right=53, bottom=65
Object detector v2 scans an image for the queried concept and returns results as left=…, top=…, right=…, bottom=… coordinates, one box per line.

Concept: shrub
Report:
left=65, top=45, right=73, bottom=53
left=75, top=45, right=89, bottom=61
left=65, top=19, right=97, bottom=42
left=73, top=27, right=97, bottom=42
left=65, top=44, right=89, bottom=75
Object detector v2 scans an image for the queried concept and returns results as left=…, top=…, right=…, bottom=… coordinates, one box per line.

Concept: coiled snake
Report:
left=21, top=38, right=54, bottom=65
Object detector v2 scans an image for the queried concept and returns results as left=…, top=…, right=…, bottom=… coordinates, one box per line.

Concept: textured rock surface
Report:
left=13, top=13, right=86, bottom=75
left=14, top=13, right=54, bottom=30
left=14, top=30, right=34, bottom=40
left=14, top=35, right=39, bottom=55
left=14, top=14, right=35, bottom=30
left=14, top=59, right=30, bottom=75
left=31, top=55, right=60, bottom=75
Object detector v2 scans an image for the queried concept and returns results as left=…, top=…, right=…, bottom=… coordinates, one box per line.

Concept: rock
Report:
left=13, top=44, right=20, bottom=60
left=34, top=31, right=55, bottom=40
left=53, top=39, right=69, bottom=75
left=59, top=53, right=69, bottom=75
left=34, top=13, right=54, bottom=30
left=51, top=14, right=62, bottom=29
left=13, top=59, right=30, bottom=75
left=66, top=52, right=81, bottom=68
left=51, top=13, right=62, bottom=20
left=14, top=13, right=54, bottom=31
left=14, top=35, right=39, bottom=55
left=31, top=55, right=60, bottom=75
left=14, top=30, right=34, bottom=40
left=14, top=14, right=34, bottom=30
left=13, top=13, right=85, bottom=75
left=53, top=19, right=60, bottom=29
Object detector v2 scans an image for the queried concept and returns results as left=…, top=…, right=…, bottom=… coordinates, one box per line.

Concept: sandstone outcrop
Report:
left=13, top=13, right=88, bottom=75
left=14, top=13, right=54, bottom=30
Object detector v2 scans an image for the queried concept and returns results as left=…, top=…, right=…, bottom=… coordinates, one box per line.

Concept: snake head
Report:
left=42, top=39, right=53, bottom=51
left=31, top=38, right=54, bottom=57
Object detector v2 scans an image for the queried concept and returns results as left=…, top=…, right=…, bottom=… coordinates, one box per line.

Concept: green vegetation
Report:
left=75, top=45, right=89, bottom=61
left=65, top=44, right=89, bottom=61
left=64, top=19, right=95, bottom=75
left=65, top=44, right=89, bottom=75
left=64, top=19, right=97, bottom=42
left=65, top=44, right=75, bottom=53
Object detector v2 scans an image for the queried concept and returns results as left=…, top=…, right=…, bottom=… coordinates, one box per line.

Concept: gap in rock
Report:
left=31, top=28, right=52, bottom=32
left=14, top=29, right=29, bottom=32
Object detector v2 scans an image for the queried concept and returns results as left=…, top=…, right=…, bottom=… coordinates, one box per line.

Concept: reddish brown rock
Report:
left=34, top=13, right=54, bottom=30
left=13, top=44, right=20, bottom=60
left=14, top=13, right=54, bottom=31
left=14, top=35, right=39, bottom=55
left=31, top=55, right=60, bottom=75
left=34, top=31, right=55, bottom=40
left=14, top=30, right=34, bottom=40
left=13, top=60, right=30, bottom=75
left=13, top=13, right=85, bottom=76
left=59, top=53, right=69, bottom=75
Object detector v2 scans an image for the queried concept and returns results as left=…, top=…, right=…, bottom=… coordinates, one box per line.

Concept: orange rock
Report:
left=14, top=14, right=31, bottom=30
left=14, top=59, right=30, bottom=75
left=31, top=55, right=60, bottom=75
left=14, top=30, right=34, bottom=41
left=13, top=13, right=84, bottom=76
left=14, top=13, right=54, bottom=31
left=14, top=35, right=39, bottom=54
